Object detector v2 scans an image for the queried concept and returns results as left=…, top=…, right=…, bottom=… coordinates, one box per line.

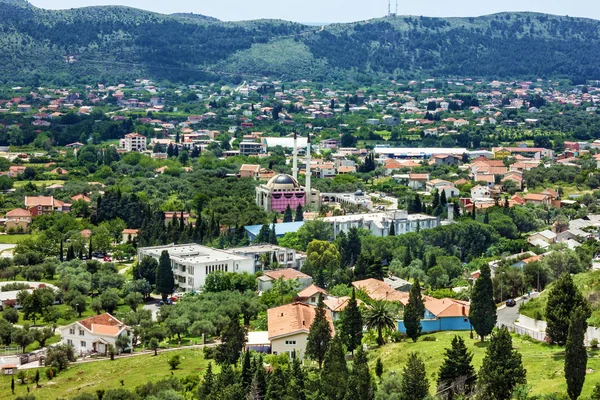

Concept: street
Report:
left=496, top=292, right=540, bottom=329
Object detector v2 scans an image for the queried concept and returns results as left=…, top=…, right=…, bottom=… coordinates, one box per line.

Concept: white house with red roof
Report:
left=60, top=313, right=132, bottom=355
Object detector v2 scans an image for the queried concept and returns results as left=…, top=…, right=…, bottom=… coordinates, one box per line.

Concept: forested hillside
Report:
left=2, top=0, right=600, bottom=84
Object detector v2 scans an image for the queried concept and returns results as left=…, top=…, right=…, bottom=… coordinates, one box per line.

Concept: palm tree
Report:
left=365, top=300, right=397, bottom=346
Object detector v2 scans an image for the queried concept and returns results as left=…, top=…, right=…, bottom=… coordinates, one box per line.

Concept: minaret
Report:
left=305, top=133, right=312, bottom=209
left=292, top=131, right=298, bottom=180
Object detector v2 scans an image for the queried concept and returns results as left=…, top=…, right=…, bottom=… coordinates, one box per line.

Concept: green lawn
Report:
left=0, top=234, right=30, bottom=244
left=0, top=348, right=212, bottom=400
left=369, top=330, right=600, bottom=397
left=13, top=180, right=65, bottom=188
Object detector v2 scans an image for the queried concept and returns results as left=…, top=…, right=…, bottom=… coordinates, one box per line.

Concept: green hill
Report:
left=1, top=0, right=600, bottom=84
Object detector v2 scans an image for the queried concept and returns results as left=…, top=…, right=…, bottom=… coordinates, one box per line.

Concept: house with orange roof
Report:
left=24, top=196, right=69, bottom=216
left=352, top=278, right=409, bottom=304
left=258, top=268, right=313, bottom=292
left=398, top=297, right=471, bottom=333
left=5, top=208, right=31, bottom=233
left=122, top=229, right=140, bottom=243
left=71, top=194, right=91, bottom=203
left=267, top=302, right=334, bottom=359
left=60, top=313, right=132, bottom=355
left=523, top=193, right=552, bottom=206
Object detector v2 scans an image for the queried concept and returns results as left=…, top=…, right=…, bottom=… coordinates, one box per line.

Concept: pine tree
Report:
left=341, top=287, right=363, bottom=354
left=404, top=278, right=424, bottom=342
left=321, top=335, right=348, bottom=400
left=155, top=250, right=175, bottom=301
left=255, top=224, right=271, bottom=243
left=283, top=204, right=294, bottom=222
left=400, top=352, right=429, bottom=400
left=546, top=273, right=591, bottom=345
left=198, top=362, right=214, bottom=399
left=241, top=350, right=252, bottom=389
left=265, top=366, right=287, bottom=400
left=306, top=296, right=332, bottom=369
left=295, top=204, right=304, bottom=222
left=565, top=306, right=589, bottom=400
left=469, top=264, right=497, bottom=341
left=345, top=347, right=375, bottom=400
left=477, top=327, right=526, bottom=400
left=437, top=335, right=475, bottom=399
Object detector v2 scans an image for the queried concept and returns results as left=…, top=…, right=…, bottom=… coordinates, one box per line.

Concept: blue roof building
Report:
left=245, top=221, right=305, bottom=242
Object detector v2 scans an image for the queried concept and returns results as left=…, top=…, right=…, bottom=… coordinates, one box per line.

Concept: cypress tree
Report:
left=198, top=362, right=214, bottom=399
left=389, top=222, right=395, bottom=236
left=347, top=227, right=361, bottom=266
left=283, top=204, right=294, bottom=222
left=321, top=335, right=348, bottom=400
left=400, top=352, right=429, bottom=400
left=546, top=273, right=590, bottom=345
left=255, top=224, right=271, bottom=244
left=404, top=278, right=424, bottom=342
left=306, top=296, right=332, bottom=369
left=289, top=353, right=306, bottom=400
left=88, top=236, right=93, bottom=259
left=437, top=335, right=475, bottom=399
left=341, top=287, right=363, bottom=354
left=255, top=355, right=267, bottom=397
left=483, top=213, right=490, bottom=224
left=477, top=327, right=526, bottom=400
left=345, top=347, right=375, bottom=400
left=295, top=204, right=304, bottom=222
left=269, top=220, right=278, bottom=245
left=375, top=358, right=383, bottom=380
left=565, top=306, right=589, bottom=400
left=469, top=264, right=497, bottom=341
left=440, top=189, right=447, bottom=206
left=66, top=244, right=75, bottom=261
left=155, top=250, right=175, bottom=302
left=241, top=350, right=252, bottom=388
left=59, top=239, right=64, bottom=262
left=265, top=366, right=287, bottom=400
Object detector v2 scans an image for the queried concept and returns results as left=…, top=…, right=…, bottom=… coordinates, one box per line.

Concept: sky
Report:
left=27, top=0, right=600, bottom=23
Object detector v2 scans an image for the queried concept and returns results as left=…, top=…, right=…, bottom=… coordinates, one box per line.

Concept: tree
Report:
left=115, top=334, right=130, bottom=353
left=321, top=335, right=348, bottom=400
left=437, top=335, right=475, bottom=399
left=34, top=326, right=54, bottom=348
left=168, top=354, right=181, bottom=370
left=565, top=306, right=588, bottom=400
left=100, top=288, right=120, bottom=314
left=477, top=327, right=526, bottom=400
left=306, top=296, right=332, bottom=369
left=12, top=327, right=35, bottom=353
left=3, top=307, right=18, bottom=324
left=340, top=287, right=363, bottom=354
left=469, top=264, right=497, bottom=341
left=303, top=240, right=341, bottom=288
left=156, top=251, right=175, bottom=301
left=365, top=301, right=396, bottom=346
left=269, top=221, right=278, bottom=245
left=34, top=369, right=40, bottom=387
left=400, top=352, right=428, bottom=400
left=375, top=358, right=383, bottom=380
left=135, top=256, right=158, bottom=286
left=216, top=317, right=247, bottom=365
left=254, top=224, right=271, bottom=244
left=295, top=204, right=304, bottom=222
left=346, top=347, right=375, bottom=400
left=404, top=279, right=424, bottom=342
left=149, top=337, right=159, bottom=356
left=265, top=366, right=287, bottom=400
left=546, top=273, right=591, bottom=345
left=283, top=205, right=293, bottom=223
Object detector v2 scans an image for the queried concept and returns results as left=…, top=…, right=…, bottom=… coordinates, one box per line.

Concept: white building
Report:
left=471, top=185, right=492, bottom=200
left=324, top=210, right=439, bottom=239
left=224, top=244, right=306, bottom=273
left=120, top=133, right=147, bottom=152
left=257, top=268, right=313, bottom=292
left=60, top=313, right=132, bottom=356
left=138, top=244, right=255, bottom=291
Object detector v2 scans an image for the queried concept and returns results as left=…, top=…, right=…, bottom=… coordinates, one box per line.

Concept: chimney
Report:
left=447, top=203, right=454, bottom=222
left=292, top=131, right=298, bottom=180
left=305, top=133, right=312, bottom=210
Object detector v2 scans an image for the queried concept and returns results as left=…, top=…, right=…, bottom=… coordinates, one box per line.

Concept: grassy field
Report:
left=520, top=270, right=600, bottom=325
left=369, top=330, right=600, bottom=398
left=0, top=348, right=212, bottom=400
left=13, top=180, right=65, bottom=188
left=0, top=234, right=30, bottom=244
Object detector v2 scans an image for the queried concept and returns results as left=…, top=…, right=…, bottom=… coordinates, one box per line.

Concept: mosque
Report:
left=255, top=133, right=321, bottom=212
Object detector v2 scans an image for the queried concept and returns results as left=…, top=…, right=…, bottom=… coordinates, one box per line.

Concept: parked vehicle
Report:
left=506, top=298, right=517, bottom=307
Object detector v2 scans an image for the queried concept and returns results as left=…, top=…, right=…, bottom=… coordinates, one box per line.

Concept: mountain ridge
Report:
left=1, top=2, right=600, bottom=85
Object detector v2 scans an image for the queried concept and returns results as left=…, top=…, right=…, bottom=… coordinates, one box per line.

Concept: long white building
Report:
left=138, top=244, right=255, bottom=292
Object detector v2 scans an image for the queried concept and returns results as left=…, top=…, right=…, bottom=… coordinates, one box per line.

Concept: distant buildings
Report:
left=120, top=133, right=147, bottom=152
left=256, top=174, right=321, bottom=212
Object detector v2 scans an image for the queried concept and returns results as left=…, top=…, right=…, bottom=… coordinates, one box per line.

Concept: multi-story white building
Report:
left=223, top=244, right=305, bottom=273
left=120, top=133, right=147, bottom=152
left=138, top=244, right=255, bottom=291
left=324, top=210, right=439, bottom=239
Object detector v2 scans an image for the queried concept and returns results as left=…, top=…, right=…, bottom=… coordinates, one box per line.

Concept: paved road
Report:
left=496, top=292, right=540, bottom=328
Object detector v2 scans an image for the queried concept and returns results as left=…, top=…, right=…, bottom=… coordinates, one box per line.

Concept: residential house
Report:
left=120, top=133, right=147, bottom=152
left=60, top=313, right=132, bottom=356
left=433, top=154, right=461, bottom=166
left=425, top=179, right=453, bottom=193
left=398, top=298, right=470, bottom=333
left=258, top=269, right=313, bottom=292
left=163, top=212, right=190, bottom=226
left=523, top=193, right=552, bottom=206
left=71, top=194, right=91, bottom=203
left=528, top=230, right=557, bottom=248
left=122, top=229, right=140, bottom=243
left=24, top=196, right=68, bottom=217
left=352, top=278, right=409, bottom=303
left=267, top=302, right=334, bottom=359
left=5, top=208, right=32, bottom=233
left=408, top=173, right=430, bottom=190
left=239, top=164, right=261, bottom=179
left=8, top=166, right=26, bottom=178
left=471, top=185, right=492, bottom=200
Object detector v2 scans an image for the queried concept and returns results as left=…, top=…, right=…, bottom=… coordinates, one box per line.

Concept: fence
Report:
left=497, top=323, right=547, bottom=342
left=0, top=346, right=21, bottom=355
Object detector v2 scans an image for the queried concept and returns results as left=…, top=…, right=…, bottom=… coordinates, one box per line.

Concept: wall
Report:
left=398, top=317, right=471, bottom=333
left=270, top=332, right=309, bottom=359
left=516, top=315, right=600, bottom=345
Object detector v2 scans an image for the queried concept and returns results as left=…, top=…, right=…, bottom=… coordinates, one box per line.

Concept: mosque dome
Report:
left=266, top=174, right=301, bottom=190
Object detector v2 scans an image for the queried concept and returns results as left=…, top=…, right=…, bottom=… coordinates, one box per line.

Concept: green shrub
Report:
left=422, top=336, right=436, bottom=342
left=591, top=338, right=599, bottom=349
